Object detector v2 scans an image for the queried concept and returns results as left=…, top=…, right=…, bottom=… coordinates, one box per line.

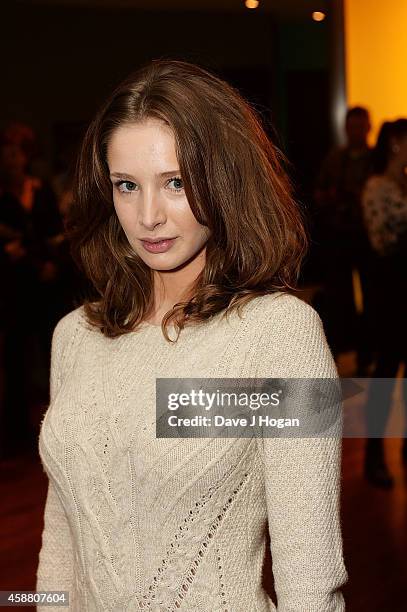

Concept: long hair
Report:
left=67, top=58, right=309, bottom=342
left=372, top=118, right=407, bottom=175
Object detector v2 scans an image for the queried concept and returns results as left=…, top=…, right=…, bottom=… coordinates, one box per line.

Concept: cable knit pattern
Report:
left=36, top=291, right=348, bottom=611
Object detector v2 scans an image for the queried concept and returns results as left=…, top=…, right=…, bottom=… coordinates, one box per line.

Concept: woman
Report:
left=361, top=119, right=407, bottom=488
left=36, top=59, right=348, bottom=611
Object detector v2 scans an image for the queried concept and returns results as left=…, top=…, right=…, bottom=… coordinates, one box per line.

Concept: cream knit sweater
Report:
left=36, top=291, right=348, bottom=611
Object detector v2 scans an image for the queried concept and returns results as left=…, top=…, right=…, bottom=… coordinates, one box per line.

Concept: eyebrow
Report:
left=109, top=170, right=180, bottom=180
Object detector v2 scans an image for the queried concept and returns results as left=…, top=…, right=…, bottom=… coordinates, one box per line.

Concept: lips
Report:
left=141, top=238, right=177, bottom=253
left=140, top=238, right=175, bottom=243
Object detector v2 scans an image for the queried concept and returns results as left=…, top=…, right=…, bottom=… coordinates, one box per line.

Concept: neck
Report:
left=150, top=246, right=206, bottom=319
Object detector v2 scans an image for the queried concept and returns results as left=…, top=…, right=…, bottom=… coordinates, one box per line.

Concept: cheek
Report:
left=114, top=199, right=135, bottom=234
left=182, top=213, right=207, bottom=243
left=189, top=222, right=210, bottom=249
left=175, top=200, right=203, bottom=231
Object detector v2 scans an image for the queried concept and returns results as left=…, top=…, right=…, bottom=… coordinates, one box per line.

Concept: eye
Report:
left=114, top=180, right=137, bottom=194
left=167, top=176, right=184, bottom=192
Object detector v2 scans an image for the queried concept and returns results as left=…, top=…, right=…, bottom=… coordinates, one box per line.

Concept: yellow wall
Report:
left=344, top=0, right=407, bottom=145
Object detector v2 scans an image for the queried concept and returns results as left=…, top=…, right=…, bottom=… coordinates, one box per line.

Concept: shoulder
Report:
left=245, top=292, right=337, bottom=378
left=48, top=305, right=96, bottom=399
left=363, top=174, right=395, bottom=200
left=53, top=304, right=88, bottom=335
left=51, top=304, right=94, bottom=357
left=247, top=291, right=322, bottom=328
left=364, top=174, right=385, bottom=189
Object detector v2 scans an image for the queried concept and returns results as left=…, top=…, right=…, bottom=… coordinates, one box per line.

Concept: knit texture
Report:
left=36, top=291, right=348, bottom=611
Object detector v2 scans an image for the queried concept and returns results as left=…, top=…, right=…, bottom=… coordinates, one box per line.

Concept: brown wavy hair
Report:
left=67, top=58, right=309, bottom=342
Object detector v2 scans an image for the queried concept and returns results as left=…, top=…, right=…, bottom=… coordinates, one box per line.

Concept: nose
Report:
left=138, top=187, right=166, bottom=230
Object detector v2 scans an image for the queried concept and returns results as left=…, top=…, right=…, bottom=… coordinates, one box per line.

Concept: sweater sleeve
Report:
left=36, top=481, right=75, bottom=607
left=255, top=296, right=348, bottom=611
left=36, top=314, right=77, bottom=610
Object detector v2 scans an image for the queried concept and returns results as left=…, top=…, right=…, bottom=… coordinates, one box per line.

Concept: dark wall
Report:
left=1, top=3, right=332, bottom=198
left=1, top=4, right=276, bottom=173
left=274, top=20, right=331, bottom=199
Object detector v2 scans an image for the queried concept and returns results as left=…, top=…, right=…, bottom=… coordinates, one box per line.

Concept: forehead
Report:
left=107, top=119, right=176, bottom=162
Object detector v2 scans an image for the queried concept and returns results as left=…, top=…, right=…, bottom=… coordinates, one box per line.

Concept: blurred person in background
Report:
left=0, top=122, right=63, bottom=457
left=361, top=118, right=407, bottom=488
left=0, top=121, right=51, bottom=181
left=313, top=107, right=375, bottom=372
left=46, top=172, right=93, bottom=317
left=47, top=124, right=94, bottom=316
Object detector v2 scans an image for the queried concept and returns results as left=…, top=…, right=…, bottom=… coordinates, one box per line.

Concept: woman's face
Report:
left=107, top=118, right=210, bottom=272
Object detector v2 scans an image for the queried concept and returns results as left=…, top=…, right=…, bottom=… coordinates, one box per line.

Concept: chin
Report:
left=139, top=254, right=185, bottom=271
left=149, top=262, right=182, bottom=271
